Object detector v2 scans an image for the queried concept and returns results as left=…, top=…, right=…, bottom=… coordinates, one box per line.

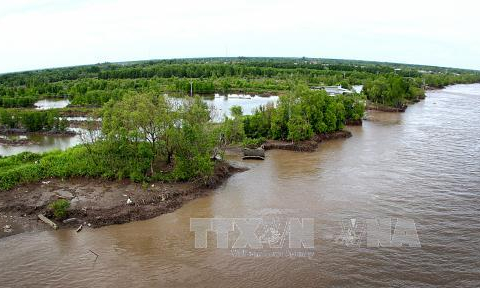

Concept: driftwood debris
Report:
left=89, top=249, right=99, bottom=261
left=38, top=214, right=58, bottom=230
left=242, top=148, right=265, bottom=160
left=63, top=218, right=78, bottom=224
left=76, top=224, right=83, bottom=233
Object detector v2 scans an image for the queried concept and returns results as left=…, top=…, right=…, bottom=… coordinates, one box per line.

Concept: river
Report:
left=0, top=84, right=479, bottom=287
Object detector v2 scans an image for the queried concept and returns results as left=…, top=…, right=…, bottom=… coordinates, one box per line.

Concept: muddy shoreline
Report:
left=0, top=130, right=351, bottom=239
left=263, top=130, right=352, bottom=152
left=0, top=129, right=77, bottom=136
left=0, top=130, right=77, bottom=147
left=366, top=103, right=407, bottom=112
left=0, top=162, right=246, bottom=239
left=0, top=137, right=33, bottom=146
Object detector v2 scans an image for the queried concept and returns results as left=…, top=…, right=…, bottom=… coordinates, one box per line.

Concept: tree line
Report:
left=363, top=75, right=425, bottom=108
left=0, top=93, right=222, bottom=190
left=0, top=109, right=68, bottom=132
left=0, top=84, right=366, bottom=190
left=221, top=85, right=365, bottom=144
left=0, top=58, right=479, bottom=108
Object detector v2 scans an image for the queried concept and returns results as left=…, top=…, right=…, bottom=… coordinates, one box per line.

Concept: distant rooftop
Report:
left=311, top=85, right=353, bottom=96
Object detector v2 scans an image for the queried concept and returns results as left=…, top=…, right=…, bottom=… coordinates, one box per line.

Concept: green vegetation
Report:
left=221, top=106, right=245, bottom=144
left=242, top=85, right=363, bottom=142
left=0, top=57, right=479, bottom=190
left=0, top=93, right=221, bottom=190
left=0, top=85, right=363, bottom=190
left=1, top=57, right=478, bottom=107
left=48, top=199, right=70, bottom=220
left=0, top=109, right=68, bottom=132
left=363, top=75, right=425, bottom=108
left=101, top=93, right=219, bottom=182
left=242, top=137, right=266, bottom=149
left=0, top=96, right=37, bottom=108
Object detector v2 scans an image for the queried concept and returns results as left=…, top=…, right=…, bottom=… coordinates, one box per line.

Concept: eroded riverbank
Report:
left=263, top=130, right=352, bottom=152
left=0, top=162, right=245, bottom=239
left=0, top=128, right=352, bottom=238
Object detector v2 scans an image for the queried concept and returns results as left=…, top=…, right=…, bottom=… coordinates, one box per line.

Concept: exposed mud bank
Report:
left=222, top=89, right=285, bottom=97
left=366, top=103, right=407, bottom=112
left=0, top=129, right=77, bottom=137
left=0, top=129, right=353, bottom=238
left=263, top=139, right=318, bottom=152
left=366, top=94, right=427, bottom=113
left=0, top=162, right=246, bottom=239
left=67, top=120, right=101, bottom=129
left=313, top=130, right=352, bottom=141
left=263, top=130, right=352, bottom=152
left=345, top=119, right=363, bottom=126
left=0, top=137, right=33, bottom=146
left=0, top=130, right=77, bottom=148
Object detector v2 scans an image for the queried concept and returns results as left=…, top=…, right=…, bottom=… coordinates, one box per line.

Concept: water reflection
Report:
left=0, top=132, right=83, bottom=156
left=168, top=94, right=278, bottom=122
left=352, top=85, right=363, bottom=93
left=205, top=94, right=278, bottom=122
left=34, top=99, right=70, bottom=110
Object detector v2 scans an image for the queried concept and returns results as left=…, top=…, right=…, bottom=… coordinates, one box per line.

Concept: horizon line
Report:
left=1, top=56, right=479, bottom=76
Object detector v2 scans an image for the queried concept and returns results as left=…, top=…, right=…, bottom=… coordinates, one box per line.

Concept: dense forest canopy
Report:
left=1, top=57, right=479, bottom=189
left=0, top=57, right=479, bottom=108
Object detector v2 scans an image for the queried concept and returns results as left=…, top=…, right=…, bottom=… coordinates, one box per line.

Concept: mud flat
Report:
left=0, top=162, right=245, bottom=239
left=0, top=129, right=352, bottom=238
left=366, top=103, right=407, bottom=112
left=263, top=130, right=352, bottom=152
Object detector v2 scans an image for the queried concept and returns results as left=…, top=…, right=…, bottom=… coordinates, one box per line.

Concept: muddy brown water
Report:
left=1, top=84, right=480, bottom=287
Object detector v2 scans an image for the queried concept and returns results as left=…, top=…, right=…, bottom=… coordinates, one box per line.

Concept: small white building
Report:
left=311, top=85, right=353, bottom=96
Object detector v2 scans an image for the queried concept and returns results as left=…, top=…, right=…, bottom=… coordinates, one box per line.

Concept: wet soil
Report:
left=263, top=130, right=352, bottom=152
left=0, top=162, right=245, bottom=239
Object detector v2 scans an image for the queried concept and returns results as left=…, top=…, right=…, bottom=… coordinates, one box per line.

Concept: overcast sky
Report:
left=1, top=0, right=479, bottom=73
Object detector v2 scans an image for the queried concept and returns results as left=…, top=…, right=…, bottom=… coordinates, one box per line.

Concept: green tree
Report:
left=287, top=115, right=313, bottom=142
left=102, top=93, right=178, bottom=175
left=174, top=97, right=217, bottom=182
left=222, top=105, right=245, bottom=144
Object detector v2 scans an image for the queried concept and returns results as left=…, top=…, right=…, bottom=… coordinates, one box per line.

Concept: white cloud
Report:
left=0, top=0, right=479, bottom=72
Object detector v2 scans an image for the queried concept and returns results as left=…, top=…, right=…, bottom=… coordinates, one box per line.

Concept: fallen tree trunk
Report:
left=38, top=214, right=58, bottom=230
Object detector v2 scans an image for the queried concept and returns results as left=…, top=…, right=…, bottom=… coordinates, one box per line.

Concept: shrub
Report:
left=48, top=199, right=70, bottom=220
left=242, top=137, right=266, bottom=149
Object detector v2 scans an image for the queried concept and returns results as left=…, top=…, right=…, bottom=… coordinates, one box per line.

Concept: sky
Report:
left=1, top=0, right=479, bottom=73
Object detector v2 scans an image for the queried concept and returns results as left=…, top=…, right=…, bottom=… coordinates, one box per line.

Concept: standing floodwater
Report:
left=0, top=95, right=277, bottom=156
left=0, top=133, right=83, bottom=156
left=204, top=94, right=278, bottom=122
left=0, top=84, right=479, bottom=287
left=34, top=99, right=70, bottom=110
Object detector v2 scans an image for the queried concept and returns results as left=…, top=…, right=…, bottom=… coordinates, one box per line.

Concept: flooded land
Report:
left=0, top=84, right=479, bottom=287
left=0, top=94, right=278, bottom=156
left=34, top=99, right=70, bottom=110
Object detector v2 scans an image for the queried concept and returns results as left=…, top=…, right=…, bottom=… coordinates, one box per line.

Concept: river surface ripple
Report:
left=0, top=84, right=479, bottom=287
